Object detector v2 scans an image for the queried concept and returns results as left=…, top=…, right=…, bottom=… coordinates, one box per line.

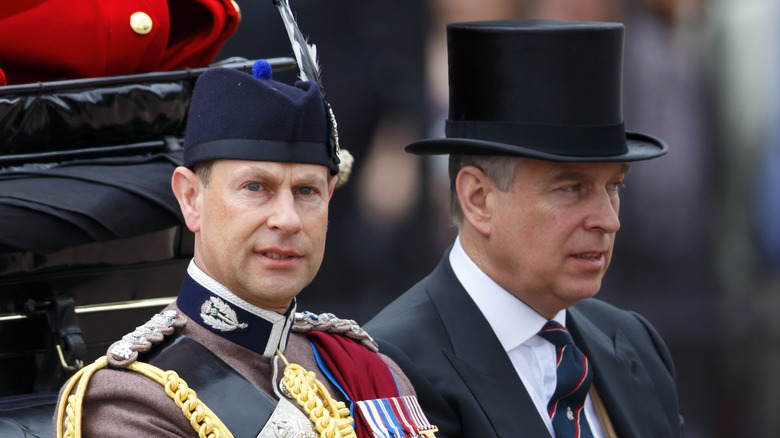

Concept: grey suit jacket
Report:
left=365, top=251, right=683, bottom=437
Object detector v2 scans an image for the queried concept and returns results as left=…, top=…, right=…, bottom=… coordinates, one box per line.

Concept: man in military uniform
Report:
left=53, top=61, right=436, bottom=438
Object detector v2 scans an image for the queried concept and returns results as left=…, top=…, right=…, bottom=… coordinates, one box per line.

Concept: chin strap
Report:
left=55, top=356, right=234, bottom=438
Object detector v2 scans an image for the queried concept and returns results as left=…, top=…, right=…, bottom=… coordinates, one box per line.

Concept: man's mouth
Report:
left=263, top=252, right=295, bottom=259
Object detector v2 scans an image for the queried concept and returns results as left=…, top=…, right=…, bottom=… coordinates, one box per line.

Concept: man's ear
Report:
left=327, top=175, right=338, bottom=200
left=456, top=166, right=494, bottom=237
left=171, top=166, right=202, bottom=233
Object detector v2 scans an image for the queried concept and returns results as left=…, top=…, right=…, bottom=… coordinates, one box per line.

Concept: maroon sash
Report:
left=307, top=331, right=400, bottom=438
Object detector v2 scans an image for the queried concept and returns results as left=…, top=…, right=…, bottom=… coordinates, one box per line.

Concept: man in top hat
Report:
left=53, top=63, right=438, bottom=438
left=365, top=20, right=684, bottom=438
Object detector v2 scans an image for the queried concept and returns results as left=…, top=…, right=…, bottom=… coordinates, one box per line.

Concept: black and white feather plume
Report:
left=272, top=0, right=353, bottom=187
left=272, top=0, right=322, bottom=86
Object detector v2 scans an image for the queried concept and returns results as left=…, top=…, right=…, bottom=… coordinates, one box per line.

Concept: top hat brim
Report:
left=404, top=131, right=668, bottom=163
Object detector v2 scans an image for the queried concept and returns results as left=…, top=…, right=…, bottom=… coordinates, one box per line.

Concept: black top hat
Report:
left=406, top=20, right=668, bottom=162
left=183, top=65, right=340, bottom=174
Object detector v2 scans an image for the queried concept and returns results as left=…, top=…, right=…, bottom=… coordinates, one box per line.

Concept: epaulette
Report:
left=106, top=310, right=188, bottom=368
left=292, top=311, right=378, bottom=353
left=55, top=310, right=234, bottom=438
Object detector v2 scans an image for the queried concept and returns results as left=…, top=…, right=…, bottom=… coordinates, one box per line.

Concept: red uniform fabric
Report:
left=307, top=331, right=401, bottom=438
left=0, top=0, right=239, bottom=85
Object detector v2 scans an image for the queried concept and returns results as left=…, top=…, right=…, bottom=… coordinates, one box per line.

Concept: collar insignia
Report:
left=200, top=296, right=249, bottom=332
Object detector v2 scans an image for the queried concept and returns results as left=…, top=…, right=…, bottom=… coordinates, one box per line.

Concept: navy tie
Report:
left=538, top=321, right=594, bottom=438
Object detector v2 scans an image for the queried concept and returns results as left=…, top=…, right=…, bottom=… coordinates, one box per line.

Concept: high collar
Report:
left=176, top=260, right=296, bottom=358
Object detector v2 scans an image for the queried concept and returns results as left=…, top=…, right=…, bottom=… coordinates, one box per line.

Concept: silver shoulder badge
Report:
left=107, top=310, right=187, bottom=368
left=257, top=398, right=318, bottom=438
left=292, top=311, right=378, bottom=353
left=200, top=296, right=249, bottom=332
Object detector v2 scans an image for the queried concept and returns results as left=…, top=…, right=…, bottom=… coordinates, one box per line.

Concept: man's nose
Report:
left=584, top=191, right=620, bottom=233
left=266, top=191, right=303, bottom=233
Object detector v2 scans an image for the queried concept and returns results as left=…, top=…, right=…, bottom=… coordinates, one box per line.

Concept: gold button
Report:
left=130, top=12, right=153, bottom=35
left=231, top=0, right=242, bottom=21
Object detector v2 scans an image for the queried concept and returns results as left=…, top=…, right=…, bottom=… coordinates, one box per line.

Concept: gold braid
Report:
left=55, top=357, right=234, bottom=438
left=276, top=350, right=356, bottom=438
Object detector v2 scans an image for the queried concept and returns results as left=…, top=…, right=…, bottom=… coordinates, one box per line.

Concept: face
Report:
left=479, top=159, right=629, bottom=318
left=186, top=160, right=336, bottom=312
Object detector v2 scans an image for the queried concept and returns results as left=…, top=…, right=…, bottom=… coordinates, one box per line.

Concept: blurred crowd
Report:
left=216, top=0, right=779, bottom=437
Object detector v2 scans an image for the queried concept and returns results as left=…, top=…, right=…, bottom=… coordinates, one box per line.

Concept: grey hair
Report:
left=448, top=154, right=520, bottom=227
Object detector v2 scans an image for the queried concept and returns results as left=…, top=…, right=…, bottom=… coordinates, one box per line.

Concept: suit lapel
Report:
left=426, top=256, right=551, bottom=437
left=567, top=307, right=671, bottom=438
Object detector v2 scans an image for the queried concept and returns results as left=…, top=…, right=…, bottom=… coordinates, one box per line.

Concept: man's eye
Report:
left=299, top=187, right=314, bottom=196
left=247, top=183, right=262, bottom=192
left=563, top=184, right=582, bottom=192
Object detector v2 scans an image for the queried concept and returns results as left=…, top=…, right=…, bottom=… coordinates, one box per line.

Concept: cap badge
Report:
left=200, top=296, right=248, bottom=332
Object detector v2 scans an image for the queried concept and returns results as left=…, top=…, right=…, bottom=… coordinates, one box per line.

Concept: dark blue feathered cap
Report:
left=183, top=66, right=340, bottom=174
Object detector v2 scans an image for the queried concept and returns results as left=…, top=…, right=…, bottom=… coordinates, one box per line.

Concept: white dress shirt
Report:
left=449, top=237, right=605, bottom=438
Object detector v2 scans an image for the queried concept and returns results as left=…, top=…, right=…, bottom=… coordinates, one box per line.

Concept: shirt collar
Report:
left=449, top=237, right=566, bottom=352
left=177, top=259, right=296, bottom=358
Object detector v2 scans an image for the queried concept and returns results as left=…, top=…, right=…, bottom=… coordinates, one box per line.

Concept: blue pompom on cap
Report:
left=252, top=59, right=272, bottom=79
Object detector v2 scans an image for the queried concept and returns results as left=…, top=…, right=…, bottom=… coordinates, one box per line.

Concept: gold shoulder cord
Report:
left=276, top=349, right=356, bottom=438
left=55, top=357, right=234, bottom=438
left=56, top=351, right=361, bottom=438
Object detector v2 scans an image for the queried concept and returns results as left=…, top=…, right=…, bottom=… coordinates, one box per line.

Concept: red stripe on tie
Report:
left=540, top=327, right=567, bottom=335
left=548, top=399, right=559, bottom=418
left=575, top=405, right=587, bottom=438
left=575, top=354, right=589, bottom=391
left=562, top=355, right=590, bottom=398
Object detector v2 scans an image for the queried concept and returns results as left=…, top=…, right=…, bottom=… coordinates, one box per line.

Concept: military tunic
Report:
left=55, top=261, right=418, bottom=437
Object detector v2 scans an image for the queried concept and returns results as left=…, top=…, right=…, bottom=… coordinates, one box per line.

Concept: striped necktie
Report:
left=538, top=320, right=594, bottom=438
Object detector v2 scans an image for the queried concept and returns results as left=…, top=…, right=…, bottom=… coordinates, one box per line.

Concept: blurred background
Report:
left=0, top=0, right=777, bottom=436
left=217, top=0, right=780, bottom=437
